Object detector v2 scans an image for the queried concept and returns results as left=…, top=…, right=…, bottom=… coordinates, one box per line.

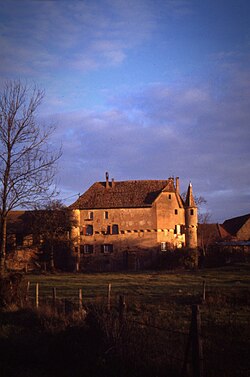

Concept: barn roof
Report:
left=222, top=213, right=250, bottom=236
left=69, top=179, right=176, bottom=210
left=6, top=211, right=27, bottom=233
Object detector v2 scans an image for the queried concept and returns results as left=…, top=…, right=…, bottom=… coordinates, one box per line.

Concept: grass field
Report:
left=1, top=263, right=250, bottom=377
left=24, top=262, right=250, bottom=308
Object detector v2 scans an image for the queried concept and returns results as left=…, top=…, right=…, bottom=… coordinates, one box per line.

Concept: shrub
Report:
left=0, top=273, right=23, bottom=308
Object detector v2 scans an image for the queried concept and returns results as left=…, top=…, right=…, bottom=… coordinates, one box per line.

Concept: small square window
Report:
left=161, top=242, right=167, bottom=251
left=112, top=224, right=119, bottom=234
left=101, top=244, right=113, bottom=253
left=80, top=244, right=94, bottom=254
left=86, top=225, right=93, bottom=236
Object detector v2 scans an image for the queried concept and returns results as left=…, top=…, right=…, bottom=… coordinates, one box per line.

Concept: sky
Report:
left=0, top=0, right=250, bottom=223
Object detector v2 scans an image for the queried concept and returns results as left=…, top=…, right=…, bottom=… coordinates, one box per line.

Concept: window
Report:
left=101, top=244, right=113, bottom=254
left=190, top=209, right=194, bottom=216
left=168, top=194, right=171, bottom=199
left=86, top=225, right=93, bottom=236
left=80, top=244, right=94, bottom=254
left=112, top=224, right=119, bottom=234
left=106, top=225, right=111, bottom=235
left=175, top=209, right=178, bottom=215
left=174, top=225, right=181, bottom=234
left=161, top=242, right=171, bottom=251
left=104, top=211, right=109, bottom=219
left=161, top=242, right=167, bottom=251
left=89, top=211, right=94, bottom=220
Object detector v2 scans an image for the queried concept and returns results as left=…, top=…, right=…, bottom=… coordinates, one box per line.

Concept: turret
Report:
left=184, top=182, right=198, bottom=249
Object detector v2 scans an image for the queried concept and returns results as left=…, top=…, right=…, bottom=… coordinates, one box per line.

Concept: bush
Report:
left=158, top=248, right=200, bottom=270
left=0, top=273, right=23, bottom=308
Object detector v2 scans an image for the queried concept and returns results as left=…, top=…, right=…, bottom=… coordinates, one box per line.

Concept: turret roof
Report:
left=185, top=182, right=196, bottom=207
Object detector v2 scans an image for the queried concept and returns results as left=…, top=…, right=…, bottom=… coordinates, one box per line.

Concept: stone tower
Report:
left=184, top=182, right=198, bottom=249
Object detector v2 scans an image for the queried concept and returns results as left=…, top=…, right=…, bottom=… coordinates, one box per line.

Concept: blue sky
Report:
left=1, top=0, right=250, bottom=222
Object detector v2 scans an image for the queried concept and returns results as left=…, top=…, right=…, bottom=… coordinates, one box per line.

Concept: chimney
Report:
left=175, top=177, right=180, bottom=194
left=111, top=178, right=115, bottom=188
left=105, top=172, right=109, bottom=188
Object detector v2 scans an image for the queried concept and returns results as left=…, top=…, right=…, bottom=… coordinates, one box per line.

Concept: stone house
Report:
left=198, top=213, right=250, bottom=256
left=69, top=174, right=198, bottom=270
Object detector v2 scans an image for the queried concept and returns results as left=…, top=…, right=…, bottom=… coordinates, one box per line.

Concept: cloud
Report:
left=0, top=0, right=165, bottom=78
left=0, top=0, right=194, bottom=80
left=1, top=1, right=249, bottom=222
left=47, top=57, right=250, bottom=222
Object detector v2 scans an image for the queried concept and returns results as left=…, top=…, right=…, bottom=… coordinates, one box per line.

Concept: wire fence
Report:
left=21, top=280, right=250, bottom=377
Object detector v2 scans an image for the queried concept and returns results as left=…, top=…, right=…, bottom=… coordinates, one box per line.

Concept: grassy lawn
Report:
left=24, top=263, right=250, bottom=305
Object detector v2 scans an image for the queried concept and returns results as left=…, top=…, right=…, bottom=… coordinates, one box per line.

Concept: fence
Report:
left=20, top=279, right=250, bottom=377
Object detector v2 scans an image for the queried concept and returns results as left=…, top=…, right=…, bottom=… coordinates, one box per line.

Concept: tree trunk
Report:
left=0, top=215, right=7, bottom=277
left=50, top=244, right=55, bottom=271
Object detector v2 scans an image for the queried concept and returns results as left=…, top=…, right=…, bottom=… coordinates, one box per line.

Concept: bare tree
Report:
left=0, top=80, right=61, bottom=275
left=181, top=192, right=211, bottom=224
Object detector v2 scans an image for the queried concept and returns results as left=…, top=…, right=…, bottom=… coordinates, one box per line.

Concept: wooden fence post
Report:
left=52, top=287, right=57, bottom=312
left=79, top=288, right=83, bottom=312
left=182, top=305, right=204, bottom=377
left=202, top=281, right=206, bottom=303
left=35, top=283, right=39, bottom=309
left=191, top=305, right=204, bottom=377
left=118, top=295, right=126, bottom=328
left=107, top=283, right=111, bottom=311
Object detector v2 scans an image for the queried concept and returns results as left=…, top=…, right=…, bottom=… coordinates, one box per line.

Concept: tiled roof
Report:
left=198, top=223, right=222, bottom=240
left=7, top=211, right=27, bottom=233
left=222, top=213, right=250, bottom=236
left=197, top=223, right=236, bottom=247
left=69, top=179, right=176, bottom=209
left=217, top=224, right=232, bottom=239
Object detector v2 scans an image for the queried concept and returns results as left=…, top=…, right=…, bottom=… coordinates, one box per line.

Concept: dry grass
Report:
left=0, top=263, right=249, bottom=377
